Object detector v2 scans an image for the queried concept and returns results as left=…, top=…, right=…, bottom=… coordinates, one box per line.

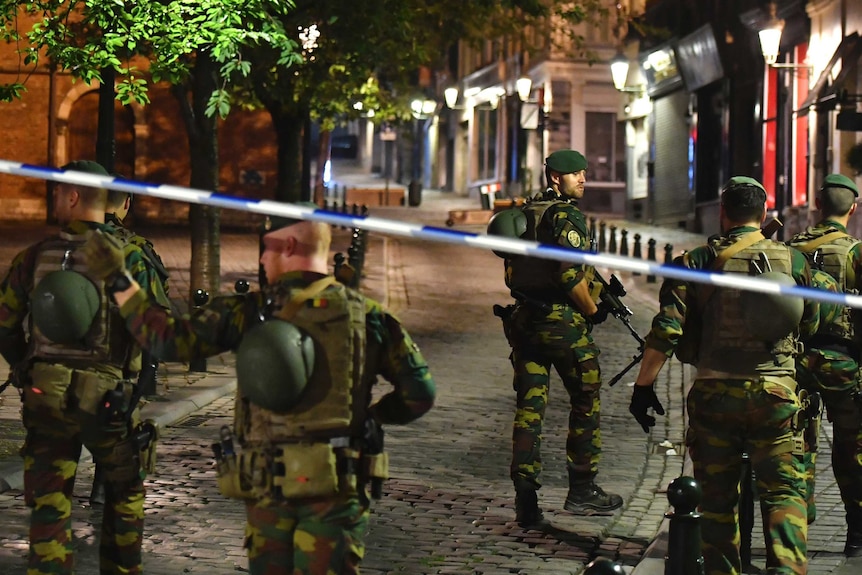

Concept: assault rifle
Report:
left=595, top=272, right=646, bottom=387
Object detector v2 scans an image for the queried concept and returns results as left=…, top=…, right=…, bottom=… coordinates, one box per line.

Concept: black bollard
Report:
left=664, top=243, right=674, bottom=265
left=584, top=556, right=626, bottom=574
left=188, top=289, right=209, bottom=372
left=598, top=221, right=607, bottom=253
left=647, top=238, right=657, bottom=283
left=235, top=279, right=250, bottom=294
left=620, top=229, right=629, bottom=257
left=665, top=476, right=705, bottom=575
left=633, top=233, right=642, bottom=276
left=608, top=225, right=617, bottom=254
left=740, top=453, right=755, bottom=570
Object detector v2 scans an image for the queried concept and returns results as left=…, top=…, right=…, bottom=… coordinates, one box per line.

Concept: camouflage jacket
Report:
left=645, top=225, right=819, bottom=374
left=505, top=191, right=593, bottom=301
left=118, top=270, right=436, bottom=425
left=0, top=220, right=171, bottom=369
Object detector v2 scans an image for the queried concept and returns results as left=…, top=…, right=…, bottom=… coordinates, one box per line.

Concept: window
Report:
left=476, top=108, right=498, bottom=181
left=585, top=112, right=626, bottom=183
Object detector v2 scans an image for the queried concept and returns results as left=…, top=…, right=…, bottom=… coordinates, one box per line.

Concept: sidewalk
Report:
left=0, top=161, right=859, bottom=573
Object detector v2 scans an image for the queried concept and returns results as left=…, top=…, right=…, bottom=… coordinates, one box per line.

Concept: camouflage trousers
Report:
left=686, top=378, right=807, bottom=575
left=507, top=303, right=602, bottom=491
left=244, top=494, right=370, bottom=574
left=797, top=349, right=862, bottom=528
left=21, top=407, right=145, bottom=575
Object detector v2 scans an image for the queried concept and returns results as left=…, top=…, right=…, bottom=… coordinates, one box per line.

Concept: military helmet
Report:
left=739, top=271, right=804, bottom=341
left=810, top=268, right=843, bottom=326
left=486, top=208, right=527, bottom=257
left=31, top=270, right=100, bottom=344
left=236, top=320, right=315, bottom=413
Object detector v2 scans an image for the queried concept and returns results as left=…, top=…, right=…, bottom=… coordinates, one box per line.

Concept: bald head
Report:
left=259, top=219, right=331, bottom=282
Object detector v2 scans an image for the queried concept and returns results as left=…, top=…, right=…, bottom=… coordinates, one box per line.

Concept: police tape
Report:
left=4, top=158, right=862, bottom=310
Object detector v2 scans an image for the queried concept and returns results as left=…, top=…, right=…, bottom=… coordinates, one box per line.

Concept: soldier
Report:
left=629, top=176, right=819, bottom=575
left=86, top=172, right=173, bottom=506
left=489, top=148, right=620, bottom=529
left=787, top=173, right=862, bottom=556
left=0, top=160, right=170, bottom=574
left=80, top=211, right=436, bottom=575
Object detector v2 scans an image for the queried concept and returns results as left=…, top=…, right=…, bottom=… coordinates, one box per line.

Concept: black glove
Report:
left=629, top=385, right=665, bottom=433
left=588, top=301, right=610, bottom=325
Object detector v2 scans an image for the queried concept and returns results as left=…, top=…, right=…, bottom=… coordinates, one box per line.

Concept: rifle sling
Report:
left=692, top=230, right=765, bottom=312
left=796, top=230, right=849, bottom=253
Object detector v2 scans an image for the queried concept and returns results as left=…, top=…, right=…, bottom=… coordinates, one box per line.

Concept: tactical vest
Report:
left=507, top=198, right=579, bottom=296
left=696, top=237, right=798, bottom=376
left=788, top=228, right=859, bottom=343
left=28, top=229, right=129, bottom=367
left=234, top=280, right=368, bottom=447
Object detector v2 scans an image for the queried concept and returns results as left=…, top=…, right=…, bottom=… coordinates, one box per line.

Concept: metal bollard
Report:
left=664, top=243, right=674, bottom=265
left=608, top=225, right=617, bottom=254
left=188, top=289, right=209, bottom=372
left=620, top=229, right=629, bottom=257
left=584, top=556, right=626, bottom=574
left=598, top=220, right=607, bottom=253
left=740, top=453, right=755, bottom=570
left=666, top=476, right=705, bottom=575
left=235, top=279, right=250, bottom=294
left=633, top=233, right=642, bottom=276
left=647, top=238, right=657, bottom=283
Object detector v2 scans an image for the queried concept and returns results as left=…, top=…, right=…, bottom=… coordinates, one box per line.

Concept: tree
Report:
left=0, top=0, right=300, bottom=298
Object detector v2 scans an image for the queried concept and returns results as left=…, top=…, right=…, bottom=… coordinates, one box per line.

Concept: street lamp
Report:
left=409, top=97, right=437, bottom=207
left=516, top=76, right=549, bottom=181
left=757, top=1, right=812, bottom=70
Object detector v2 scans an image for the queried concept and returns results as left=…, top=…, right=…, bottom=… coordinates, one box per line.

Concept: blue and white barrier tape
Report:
left=3, top=159, right=862, bottom=310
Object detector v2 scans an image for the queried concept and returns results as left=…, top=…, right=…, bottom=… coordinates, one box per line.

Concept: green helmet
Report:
left=236, top=321, right=315, bottom=413
left=810, top=269, right=843, bottom=326
left=486, top=208, right=527, bottom=257
left=740, top=271, right=804, bottom=341
left=31, top=270, right=100, bottom=344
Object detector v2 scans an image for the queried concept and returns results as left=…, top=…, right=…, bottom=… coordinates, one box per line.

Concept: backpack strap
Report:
left=692, top=230, right=766, bottom=312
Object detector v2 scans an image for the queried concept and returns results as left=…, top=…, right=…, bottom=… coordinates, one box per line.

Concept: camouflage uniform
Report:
left=503, top=192, right=604, bottom=493
left=117, top=270, right=435, bottom=575
left=788, top=221, right=862, bottom=534
left=646, top=226, right=819, bottom=575
left=0, top=220, right=170, bottom=575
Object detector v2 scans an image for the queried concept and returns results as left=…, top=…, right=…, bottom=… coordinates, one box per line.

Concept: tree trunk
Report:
left=270, top=105, right=307, bottom=204
left=173, top=52, right=221, bottom=303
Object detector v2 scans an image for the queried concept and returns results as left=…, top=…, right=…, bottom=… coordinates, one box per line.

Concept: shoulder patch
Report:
left=567, top=230, right=582, bottom=248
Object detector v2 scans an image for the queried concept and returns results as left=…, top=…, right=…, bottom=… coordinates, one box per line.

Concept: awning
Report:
left=797, top=32, right=862, bottom=116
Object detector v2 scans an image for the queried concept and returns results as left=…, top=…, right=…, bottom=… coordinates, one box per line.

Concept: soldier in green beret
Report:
left=787, top=172, right=862, bottom=556
left=0, top=160, right=171, bottom=574
left=630, top=175, right=819, bottom=575
left=496, top=148, right=621, bottom=528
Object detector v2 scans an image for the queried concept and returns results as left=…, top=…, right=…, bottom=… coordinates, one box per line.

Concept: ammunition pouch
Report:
left=137, top=419, right=159, bottom=475
left=100, top=433, right=144, bottom=487
left=71, top=371, right=127, bottom=417
left=215, top=442, right=363, bottom=501
left=24, top=363, right=73, bottom=415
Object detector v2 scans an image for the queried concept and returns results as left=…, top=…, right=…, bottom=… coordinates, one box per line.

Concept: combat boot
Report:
left=844, top=508, right=862, bottom=557
left=515, top=489, right=547, bottom=529
left=564, top=475, right=623, bottom=516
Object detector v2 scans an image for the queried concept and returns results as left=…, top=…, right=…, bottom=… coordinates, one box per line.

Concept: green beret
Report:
left=722, top=176, right=765, bottom=192
left=61, top=160, right=109, bottom=176
left=822, top=173, right=858, bottom=197
left=545, top=149, right=587, bottom=174
left=261, top=201, right=319, bottom=234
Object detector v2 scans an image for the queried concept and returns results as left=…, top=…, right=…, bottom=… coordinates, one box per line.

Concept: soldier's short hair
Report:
left=721, top=176, right=766, bottom=223
left=818, top=186, right=856, bottom=217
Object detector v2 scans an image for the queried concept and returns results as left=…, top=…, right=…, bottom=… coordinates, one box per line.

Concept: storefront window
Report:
left=585, top=112, right=626, bottom=183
